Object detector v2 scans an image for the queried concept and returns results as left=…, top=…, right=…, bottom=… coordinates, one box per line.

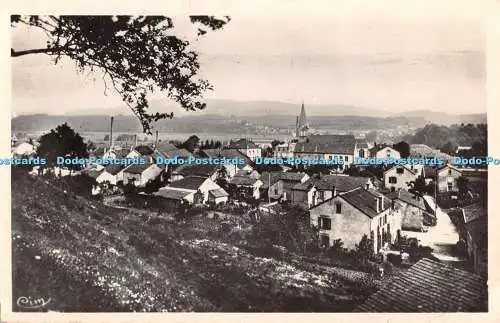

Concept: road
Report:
left=402, top=195, right=465, bottom=262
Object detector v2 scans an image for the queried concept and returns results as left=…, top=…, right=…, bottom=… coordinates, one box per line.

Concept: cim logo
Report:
left=16, top=296, right=51, bottom=310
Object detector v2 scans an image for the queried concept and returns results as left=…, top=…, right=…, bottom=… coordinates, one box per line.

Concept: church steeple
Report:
left=296, top=101, right=309, bottom=138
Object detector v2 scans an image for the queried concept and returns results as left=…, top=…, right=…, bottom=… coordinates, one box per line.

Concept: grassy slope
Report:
left=11, top=171, right=377, bottom=312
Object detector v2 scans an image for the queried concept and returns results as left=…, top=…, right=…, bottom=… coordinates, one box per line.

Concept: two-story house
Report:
left=384, top=164, right=418, bottom=191
left=309, top=187, right=401, bottom=253
left=227, top=139, right=262, bottom=161
left=437, top=164, right=462, bottom=193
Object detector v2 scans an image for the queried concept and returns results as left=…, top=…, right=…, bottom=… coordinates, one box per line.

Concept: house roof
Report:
left=174, top=164, right=219, bottom=177
left=228, top=138, right=260, bottom=149
left=168, top=176, right=208, bottom=190
left=354, top=258, right=487, bottom=312
left=154, top=188, right=192, bottom=200
left=209, top=188, right=229, bottom=198
left=293, top=134, right=356, bottom=155
left=154, top=141, right=179, bottom=152
left=123, top=162, right=155, bottom=174
left=82, top=168, right=104, bottom=179
left=261, top=171, right=307, bottom=189
left=162, top=148, right=192, bottom=158
left=230, top=176, right=261, bottom=186
left=383, top=164, right=416, bottom=176
left=410, top=144, right=453, bottom=162
left=463, top=203, right=487, bottom=224
left=134, top=145, right=154, bottom=156
left=292, top=179, right=317, bottom=191
left=385, top=189, right=426, bottom=210
left=339, top=188, right=392, bottom=218
left=103, top=163, right=126, bottom=175
left=315, top=175, right=370, bottom=192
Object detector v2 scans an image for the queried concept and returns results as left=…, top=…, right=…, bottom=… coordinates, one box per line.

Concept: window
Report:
left=335, top=203, right=342, bottom=214
left=448, top=169, right=452, bottom=175
left=396, top=167, right=404, bottom=174
left=448, top=182, right=453, bottom=191
left=384, top=214, right=387, bottom=224
left=318, top=191, right=325, bottom=200
left=344, top=156, right=348, bottom=161
left=319, top=216, right=331, bottom=230
left=389, top=176, right=397, bottom=184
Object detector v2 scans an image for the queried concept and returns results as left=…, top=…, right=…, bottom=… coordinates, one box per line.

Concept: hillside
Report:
left=11, top=170, right=378, bottom=312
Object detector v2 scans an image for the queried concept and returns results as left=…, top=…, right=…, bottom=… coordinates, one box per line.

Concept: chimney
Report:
left=109, top=116, right=114, bottom=149
left=375, top=197, right=381, bottom=213
left=331, top=185, right=337, bottom=197
left=380, top=195, right=385, bottom=211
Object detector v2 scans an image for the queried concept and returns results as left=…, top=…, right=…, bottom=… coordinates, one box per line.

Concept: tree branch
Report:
left=11, top=47, right=53, bottom=57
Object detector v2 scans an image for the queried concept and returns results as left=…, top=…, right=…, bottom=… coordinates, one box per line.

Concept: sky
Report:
left=11, top=1, right=486, bottom=116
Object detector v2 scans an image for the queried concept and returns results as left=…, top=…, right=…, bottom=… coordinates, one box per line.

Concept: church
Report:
left=274, top=102, right=369, bottom=171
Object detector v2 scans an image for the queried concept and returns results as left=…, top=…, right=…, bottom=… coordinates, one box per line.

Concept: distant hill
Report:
left=397, top=110, right=486, bottom=126
left=13, top=99, right=486, bottom=133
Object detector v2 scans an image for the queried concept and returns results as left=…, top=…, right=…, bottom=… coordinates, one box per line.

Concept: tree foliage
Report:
left=11, top=15, right=231, bottom=134
left=37, top=123, right=88, bottom=170
left=392, top=141, right=410, bottom=158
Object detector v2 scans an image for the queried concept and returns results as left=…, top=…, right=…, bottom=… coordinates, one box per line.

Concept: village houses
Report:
left=261, top=171, right=309, bottom=202
left=309, top=187, right=401, bottom=253
left=155, top=176, right=228, bottom=205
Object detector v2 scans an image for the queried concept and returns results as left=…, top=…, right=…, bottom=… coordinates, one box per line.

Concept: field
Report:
left=11, top=169, right=380, bottom=312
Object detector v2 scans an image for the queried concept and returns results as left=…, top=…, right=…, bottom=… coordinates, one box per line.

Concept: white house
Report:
left=122, top=162, right=163, bottom=187
left=156, top=176, right=227, bottom=204
left=227, top=139, right=262, bottom=161
left=437, top=164, right=463, bottom=193
left=384, top=165, right=418, bottom=191
left=229, top=176, right=263, bottom=200
left=370, top=146, right=401, bottom=160
left=96, top=164, right=126, bottom=186
left=13, top=142, right=35, bottom=156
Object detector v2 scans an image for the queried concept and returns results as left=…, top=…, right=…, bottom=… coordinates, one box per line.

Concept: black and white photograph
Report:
left=4, top=0, right=493, bottom=318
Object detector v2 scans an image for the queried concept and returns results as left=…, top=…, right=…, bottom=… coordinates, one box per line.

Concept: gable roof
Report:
left=154, top=189, right=192, bottom=201
left=463, top=203, right=487, bottom=224
left=410, top=144, right=453, bottom=162
left=168, top=176, right=208, bottom=190
left=385, top=189, right=426, bottom=210
left=354, top=258, right=487, bottom=312
left=174, top=164, right=219, bottom=177
left=123, top=162, right=155, bottom=174
left=134, top=145, right=154, bottom=156
left=230, top=176, right=261, bottom=186
left=292, top=179, right=317, bottom=191
left=154, top=141, right=179, bottom=152
left=209, top=188, right=229, bottom=198
left=383, top=164, right=416, bottom=176
left=339, top=188, right=392, bottom=218
left=103, top=163, right=126, bottom=176
left=293, top=134, right=356, bottom=155
left=228, top=138, right=260, bottom=149
left=356, top=140, right=369, bottom=149
left=315, top=175, right=370, bottom=192
left=82, top=168, right=104, bottom=179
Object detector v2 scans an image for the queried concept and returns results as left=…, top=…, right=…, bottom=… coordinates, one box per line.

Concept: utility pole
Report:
left=268, top=172, right=271, bottom=204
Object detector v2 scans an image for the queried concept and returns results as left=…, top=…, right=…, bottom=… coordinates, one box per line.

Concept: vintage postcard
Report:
left=1, top=0, right=498, bottom=322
